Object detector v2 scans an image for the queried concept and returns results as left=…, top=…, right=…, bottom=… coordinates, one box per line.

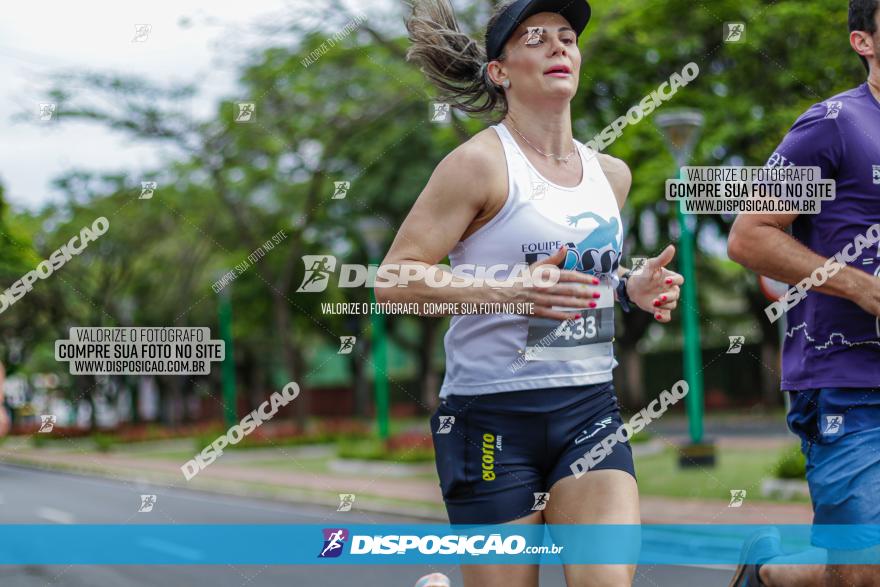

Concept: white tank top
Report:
left=438, top=122, right=623, bottom=398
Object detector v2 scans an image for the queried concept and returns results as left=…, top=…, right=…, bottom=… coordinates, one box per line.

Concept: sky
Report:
left=0, top=0, right=372, bottom=211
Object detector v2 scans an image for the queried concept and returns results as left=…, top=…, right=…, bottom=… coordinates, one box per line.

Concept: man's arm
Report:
left=728, top=96, right=880, bottom=317
left=728, top=213, right=880, bottom=316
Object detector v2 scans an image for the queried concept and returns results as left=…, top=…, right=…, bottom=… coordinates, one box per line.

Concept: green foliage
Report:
left=774, top=446, right=807, bottom=479
left=31, top=434, right=49, bottom=448
left=628, top=430, right=652, bottom=444
left=192, top=426, right=370, bottom=453
left=93, top=433, right=116, bottom=453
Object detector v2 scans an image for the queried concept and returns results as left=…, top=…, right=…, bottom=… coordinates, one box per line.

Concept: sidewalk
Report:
left=0, top=438, right=812, bottom=524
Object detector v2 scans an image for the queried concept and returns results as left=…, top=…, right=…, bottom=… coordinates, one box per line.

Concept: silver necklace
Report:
left=505, top=121, right=577, bottom=164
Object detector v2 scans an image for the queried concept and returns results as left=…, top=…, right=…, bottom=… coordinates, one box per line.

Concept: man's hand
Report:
left=626, top=244, right=685, bottom=322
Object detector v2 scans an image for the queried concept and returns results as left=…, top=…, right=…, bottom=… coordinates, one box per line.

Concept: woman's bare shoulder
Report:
left=425, top=126, right=509, bottom=239
left=437, top=127, right=507, bottom=182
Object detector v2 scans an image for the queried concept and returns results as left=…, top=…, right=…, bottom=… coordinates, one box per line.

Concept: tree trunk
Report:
left=273, top=293, right=308, bottom=429
left=130, top=384, right=140, bottom=424
left=85, top=378, right=99, bottom=432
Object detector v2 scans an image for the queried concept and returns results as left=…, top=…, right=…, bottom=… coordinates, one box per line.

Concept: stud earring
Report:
left=502, top=79, right=510, bottom=89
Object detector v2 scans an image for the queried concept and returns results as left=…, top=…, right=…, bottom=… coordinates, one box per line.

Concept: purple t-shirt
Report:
left=766, top=83, right=880, bottom=390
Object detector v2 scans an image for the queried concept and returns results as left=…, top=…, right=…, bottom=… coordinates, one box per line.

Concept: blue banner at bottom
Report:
left=1, top=525, right=879, bottom=565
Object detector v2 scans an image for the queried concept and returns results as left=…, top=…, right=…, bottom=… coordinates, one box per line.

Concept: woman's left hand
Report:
left=625, top=244, right=684, bottom=323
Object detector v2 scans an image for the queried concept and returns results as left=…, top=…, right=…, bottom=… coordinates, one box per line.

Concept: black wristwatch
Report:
left=616, top=270, right=634, bottom=313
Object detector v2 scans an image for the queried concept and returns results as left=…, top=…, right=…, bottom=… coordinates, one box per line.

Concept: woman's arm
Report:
left=375, top=138, right=502, bottom=313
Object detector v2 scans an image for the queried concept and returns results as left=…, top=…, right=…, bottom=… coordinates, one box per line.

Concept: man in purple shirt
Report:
left=728, top=1, right=880, bottom=585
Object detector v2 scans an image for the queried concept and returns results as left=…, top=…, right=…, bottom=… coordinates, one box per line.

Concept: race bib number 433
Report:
left=523, top=281, right=614, bottom=362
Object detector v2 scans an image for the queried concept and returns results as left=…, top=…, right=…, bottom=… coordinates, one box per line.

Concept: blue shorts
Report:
left=430, top=382, right=636, bottom=525
left=787, top=388, right=880, bottom=550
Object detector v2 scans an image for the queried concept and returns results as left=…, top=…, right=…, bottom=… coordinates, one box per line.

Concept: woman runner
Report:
left=383, top=1, right=685, bottom=585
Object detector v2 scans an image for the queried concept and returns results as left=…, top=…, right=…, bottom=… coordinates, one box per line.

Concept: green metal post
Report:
left=676, top=170, right=705, bottom=445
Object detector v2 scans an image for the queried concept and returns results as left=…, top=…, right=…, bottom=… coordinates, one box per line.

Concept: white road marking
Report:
left=36, top=507, right=75, bottom=524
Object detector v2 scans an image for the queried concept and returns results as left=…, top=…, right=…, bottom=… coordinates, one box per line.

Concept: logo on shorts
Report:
left=531, top=492, right=549, bottom=511
left=824, top=101, right=843, bottom=119
left=318, top=528, right=348, bottom=558
left=436, top=416, right=455, bottom=434
left=574, top=416, right=614, bottom=445
left=821, top=414, right=844, bottom=436
left=481, top=432, right=496, bottom=481
left=873, top=165, right=880, bottom=185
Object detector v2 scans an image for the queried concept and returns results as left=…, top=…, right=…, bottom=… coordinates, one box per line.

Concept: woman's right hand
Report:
left=510, top=245, right=605, bottom=321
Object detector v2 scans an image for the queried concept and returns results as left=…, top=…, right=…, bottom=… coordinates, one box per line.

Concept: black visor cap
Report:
left=485, top=0, right=591, bottom=62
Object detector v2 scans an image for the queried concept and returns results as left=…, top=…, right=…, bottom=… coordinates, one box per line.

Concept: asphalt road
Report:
left=0, top=464, right=734, bottom=586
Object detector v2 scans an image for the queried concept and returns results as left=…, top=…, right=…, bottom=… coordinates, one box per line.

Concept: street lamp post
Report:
left=355, top=217, right=391, bottom=441
left=655, top=110, right=715, bottom=467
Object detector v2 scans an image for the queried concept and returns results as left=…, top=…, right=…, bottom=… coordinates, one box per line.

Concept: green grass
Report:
left=336, top=438, right=435, bottom=463
left=774, top=448, right=807, bottom=479
left=633, top=445, right=809, bottom=502
left=628, top=431, right=652, bottom=444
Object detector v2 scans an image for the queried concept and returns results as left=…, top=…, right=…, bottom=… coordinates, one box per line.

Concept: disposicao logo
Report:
left=318, top=528, right=349, bottom=558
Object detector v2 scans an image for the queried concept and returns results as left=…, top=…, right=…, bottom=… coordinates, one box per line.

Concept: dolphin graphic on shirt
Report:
left=563, top=211, right=622, bottom=275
